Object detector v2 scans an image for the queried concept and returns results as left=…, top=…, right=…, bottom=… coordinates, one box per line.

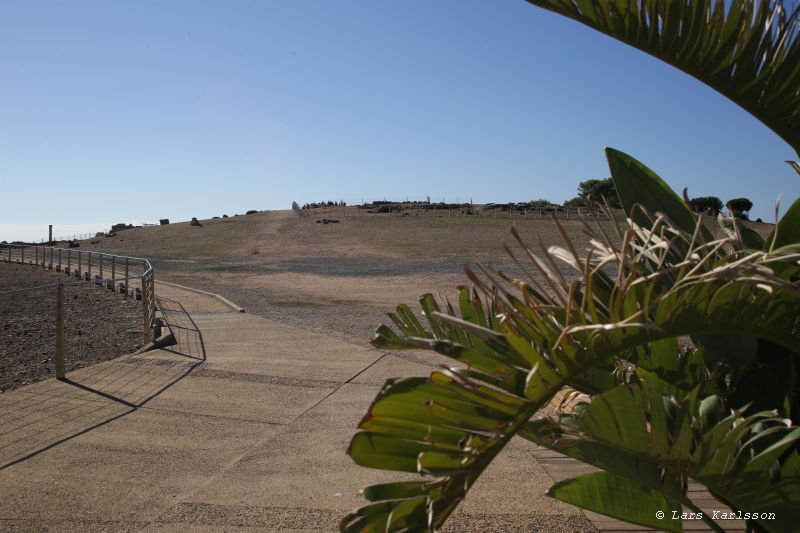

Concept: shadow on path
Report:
left=0, top=297, right=205, bottom=469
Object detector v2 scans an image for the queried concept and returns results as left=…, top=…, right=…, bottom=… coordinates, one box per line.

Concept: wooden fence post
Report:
left=111, top=256, right=116, bottom=287
left=124, top=257, right=129, bottom=297
left=55, top=284, right=65, bottom=379
left=142, top=274, right=152, bottom=345
left=67, top=249, right=71, bottom=275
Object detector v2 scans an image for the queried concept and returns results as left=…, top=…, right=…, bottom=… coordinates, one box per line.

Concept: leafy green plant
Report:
left=342, top=1, right=800, bottom=531
left=525, top=0, right=800, bottom=157
left=576, top=177, right=619, bottom=208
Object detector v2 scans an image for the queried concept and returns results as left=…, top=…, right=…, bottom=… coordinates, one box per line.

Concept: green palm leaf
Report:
left=524, top=371, right=800, bottom=532
left=548, top=471, right=683, bottom=532
left=524, top=0, right=800, bottom=155
left=342, top=151, right=800, bottom=532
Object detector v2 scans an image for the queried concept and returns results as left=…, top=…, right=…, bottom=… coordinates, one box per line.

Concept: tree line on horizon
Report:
left=301, top=179, right=756, bottom=220
left=564, top=177, right=756, bottom=220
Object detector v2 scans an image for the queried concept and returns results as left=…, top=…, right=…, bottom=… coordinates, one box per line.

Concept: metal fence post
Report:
left=88, top=252, right=92, bottom=278
left=99, top=253, right=103, bottom=281
left=35, top=247, right=39, bottom=266
left=111, top=256, right=116, bottom=287
left=77, top=251, right=82, bottom=276
left=56, top=284, right=66, bottom=379
left=124, top=257, right=129, bottom=297
left=21, top=247, right=24, bottom=264
left=58, top=248, right=62, bottom=272
left=67, top=249, right=71, bottom=275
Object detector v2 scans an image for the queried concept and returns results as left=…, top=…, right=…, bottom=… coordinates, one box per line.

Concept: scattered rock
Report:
left=222, top=214, right=229, bottom=218
left=190, top=217, right=203, bottom=227
left=160, top=219, right=170, bottom=225
left=111, top=223, right=134, bottom=232
left=252, top=250, right=260, bottom=255
left=246, top=210, right=258, bottom=215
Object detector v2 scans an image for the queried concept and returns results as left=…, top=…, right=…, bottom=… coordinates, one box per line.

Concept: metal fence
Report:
left=49, top=232, right=96, bottom=242
left=1, top=245, right=156, bottom=380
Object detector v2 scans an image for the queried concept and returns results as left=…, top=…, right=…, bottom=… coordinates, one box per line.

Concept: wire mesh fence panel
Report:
left=0, top=279, right=144, bottom=394
left=0, top=246, right=154, bottom=390
left=155, top=297, right=205, bottom=360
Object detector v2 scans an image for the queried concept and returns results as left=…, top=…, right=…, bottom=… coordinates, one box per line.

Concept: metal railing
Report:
left=52, top=232, right=97, bottom=242
left=1, top=245, right=156, bottom=379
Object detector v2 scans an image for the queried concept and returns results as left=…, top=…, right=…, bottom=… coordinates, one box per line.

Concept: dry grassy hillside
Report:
left=80, top=208, right=599, bottom=261
left=73, top=208, right=773, bottom=347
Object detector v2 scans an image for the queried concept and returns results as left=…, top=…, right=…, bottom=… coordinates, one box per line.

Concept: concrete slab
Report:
left=0, top=380, right=130, bottom=468
left=150, top=382, right=591, bottom=532
left=192, top=313, right=383, bottom=383
left=0, top=405, right=278, bottom=525
left=1, top=280, right=598, bottom=532
left=351, top=350, right=456, bottom=385
left=147, top=374, right=336, bottom=424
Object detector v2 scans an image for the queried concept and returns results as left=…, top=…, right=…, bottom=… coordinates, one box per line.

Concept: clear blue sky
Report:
left=1, top=0, right=797, bottom=241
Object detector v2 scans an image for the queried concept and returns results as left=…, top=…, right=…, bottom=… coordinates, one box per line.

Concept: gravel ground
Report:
left=0, top=263, right=143, bottom=393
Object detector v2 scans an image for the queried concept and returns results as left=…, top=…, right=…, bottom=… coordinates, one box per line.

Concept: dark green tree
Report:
left=727, top=197, right=753, bottom=220
left=577, top=177, right=620, bottom=208
left=688, top=196, right=724, bottom=215
left=563, top=196, right=585, bottom=207
left=527, top=199, right=552, bottom=207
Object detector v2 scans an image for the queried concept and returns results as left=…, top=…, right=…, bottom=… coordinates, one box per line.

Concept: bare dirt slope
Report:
left=75, top=208, right=773, bottom=347
left=76, top=209, right=589, bottom=345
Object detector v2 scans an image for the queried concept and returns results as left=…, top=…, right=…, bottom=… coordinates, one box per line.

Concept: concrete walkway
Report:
left=0, top=284, right=592, bottom=532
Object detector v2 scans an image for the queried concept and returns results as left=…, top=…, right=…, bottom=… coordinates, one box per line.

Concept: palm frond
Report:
left=523, top=370, right=800, bottom=532
left=342, top=188, right=800, bottom=531
left=525, top=0, right=800, bottom=155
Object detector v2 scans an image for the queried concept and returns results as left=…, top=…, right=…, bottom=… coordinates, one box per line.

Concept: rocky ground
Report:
left=0, top=262, right=143, bottom=392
